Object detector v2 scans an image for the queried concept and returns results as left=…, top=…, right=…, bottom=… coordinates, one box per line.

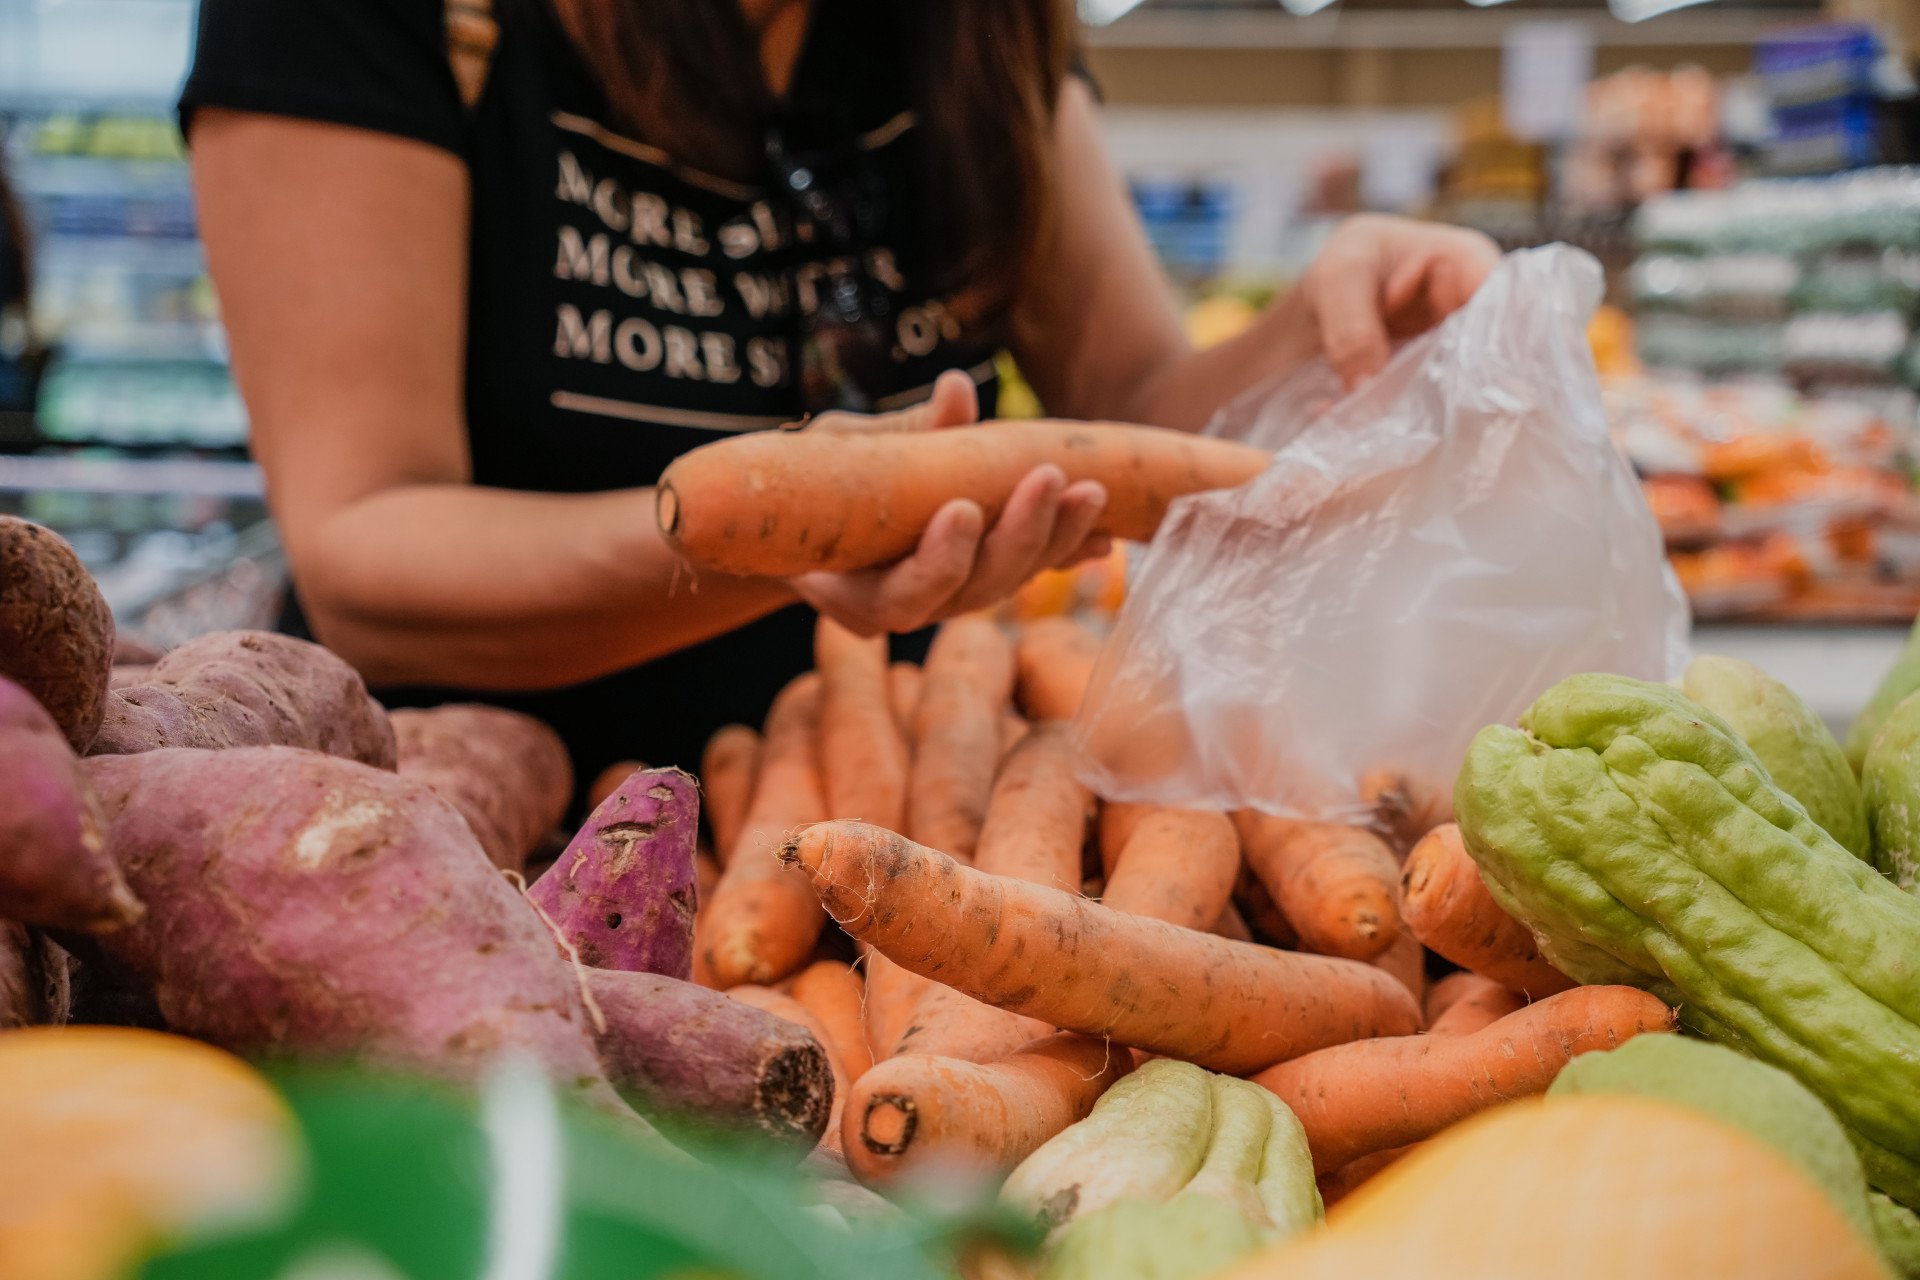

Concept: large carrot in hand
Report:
left=700, top=725, right=760, bottom=868
left=1251, top=985, right=1675, bottom=1174
left=908, top=616, right=1014, bottom=861
left=1234, top=813, right=1400, bottom=961
left=657, top=421, right=1270, bottom=577
left=1014, top=616, right=1104, bottom=723
left=1101, top=806, right=1239, bottom=932
left=892, top=725, right=1092, bottom=1062
left=815, top=617, right=908, bottom=831
left=781, top=822, right=1420, bottom=1074
left=842, top=1032, right=1131, bottom=1188
left=1399, top=823, right=1573, bottom=999
left=697, top=677, right=827, bottom=989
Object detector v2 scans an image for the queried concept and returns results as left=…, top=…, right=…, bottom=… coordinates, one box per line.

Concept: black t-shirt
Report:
left=180, top=0, right=1000, bottom=783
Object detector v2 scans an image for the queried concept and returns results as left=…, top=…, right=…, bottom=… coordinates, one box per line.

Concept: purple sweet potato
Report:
left=0, top=516, right=115, bottom=751
left=391, top=704, right=573, bottom=873
left=0, top=677, right=142, bottom=931
left=112, top=633, right=166, bottom=666
left=109, top=664, right=155, bottom=690
left=0, top=924, right=71, bottom=1028
left=585, top=967, right=832, bottom=1148
left=83, top=746, right=659, bottom=1140
left=527, top=767, right=699, bottom=979
left=90, top=631, right=396, bottom=768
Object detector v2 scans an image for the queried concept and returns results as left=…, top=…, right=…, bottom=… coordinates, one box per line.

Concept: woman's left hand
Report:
left=1295, top=214, right=1502, bottom=390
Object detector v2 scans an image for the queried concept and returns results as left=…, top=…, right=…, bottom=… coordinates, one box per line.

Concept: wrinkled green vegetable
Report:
left=1850, top=619, right=1920, bottom=772
left=1683, top=655, right=1869, bottom=859
left=1456, top=673, right=1920, bottom=1208
left=1042, top=1196, right=1263, bottom=1280
left=1872, top=1194, right=1920, bottom=1279
left=1863, top=691, right=1920, bottom=893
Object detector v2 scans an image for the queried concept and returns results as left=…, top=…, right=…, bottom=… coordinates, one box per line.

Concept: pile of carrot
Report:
left=681, top=612, right=1658, bottom=1199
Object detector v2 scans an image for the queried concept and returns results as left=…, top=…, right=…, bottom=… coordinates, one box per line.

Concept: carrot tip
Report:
left=656, top=484, right=682, bottom=538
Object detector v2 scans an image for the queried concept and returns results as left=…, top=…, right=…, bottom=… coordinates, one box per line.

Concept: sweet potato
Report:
left=728, top=982, right=850, bottom=1154
left=111, top=633, right=166, bottom=666
left=0, top=924, right=70, bottom=1028
left=656, top=420, right=1271, bottom=576
left=91, top=631, right=396, bottom=769
left=110, top=665, right=155, bottom=691
left=584, top=967, right=832, bottom=1149
left=390, top=704, right=573, bottom=873
left=83, top=746, right=660, bottom=1138
left=0, top=517, right=115, bottom=753
left=0, top=677, right=141, bottom=931
left=526, top=767, right=699, bottom=979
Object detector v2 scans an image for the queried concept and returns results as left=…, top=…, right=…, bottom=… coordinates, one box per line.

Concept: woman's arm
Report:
left=194, top=111, right=1101, bottom=691
left=1011, top=79, right=1499, bottom=430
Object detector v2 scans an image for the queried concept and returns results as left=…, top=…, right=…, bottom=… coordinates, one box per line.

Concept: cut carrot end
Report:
left=657, top=484, right=682, bottom=538
left=862, top=1094, right=916, bottom=1154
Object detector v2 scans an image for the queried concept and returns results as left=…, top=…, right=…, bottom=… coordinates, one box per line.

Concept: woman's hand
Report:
left=1297, top=214, right=1502, bottom=390
left=789, top=370, right=1110, bottom=636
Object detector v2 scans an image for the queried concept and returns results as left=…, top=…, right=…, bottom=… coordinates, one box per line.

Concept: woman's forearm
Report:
left=295, top=483, right=796, bottom=691
left=1119, top=286, right=1321, bottom=432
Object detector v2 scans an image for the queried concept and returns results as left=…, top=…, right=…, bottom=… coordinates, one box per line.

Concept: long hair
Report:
left=552, top=0, right=1075, bottom=334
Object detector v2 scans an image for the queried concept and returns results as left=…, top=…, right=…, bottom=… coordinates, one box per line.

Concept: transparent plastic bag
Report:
left=1073, top=245, right=1689, bottom=825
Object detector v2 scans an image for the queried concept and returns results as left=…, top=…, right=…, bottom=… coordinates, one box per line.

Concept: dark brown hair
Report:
left=552, top=0, right=1076, bottom=333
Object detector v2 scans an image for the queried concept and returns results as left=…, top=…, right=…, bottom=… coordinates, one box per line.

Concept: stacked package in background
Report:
left=1754, top=24, right=1897, bottom=178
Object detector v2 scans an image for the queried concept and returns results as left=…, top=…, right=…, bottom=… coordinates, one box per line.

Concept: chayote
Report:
left=1863, top=691, right=1920, bottom=894
left=1456, top=673, right=1920, bottom=1209
left=1683, top=654, right=1871, bottom=860
left=1851, top=618, right=1920, bottom=773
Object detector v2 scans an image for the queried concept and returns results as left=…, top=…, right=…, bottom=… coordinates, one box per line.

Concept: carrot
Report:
left=697, top=677, right=828, bottom=989
left=1014, top=616, right=1104, bottom=723
left=694, top=849, right=721, bottom=909
left=790, top=959, right=874, bottom=1081
left=888, top=662, right=923, bottom=742
left=1096, top=800, right=1148, bottom=878
left=861, top=951, right=923, bottom=1062
left=1358, top=766, right=1450, bottom=854
left=891, top=725, right=1092, bottom=1062
left=781, top=822, right=1420, bottom=1074
left=1370, top=927, right=1427, bottom=1007
left=999, top=711, right=1029, bottom=759
left=656, top=420, right=1271, bottom=577
left=815, top=617, right=909, bottom=831
left=589, top=759, right=645, bottom=811
left=1424, top=971, right=1486, bottom=1024
left=841, top=1032, right=1131, bottom=1188
left=1317, top=1145, right=1419, bottom=1209
left=1212, top=901, right=1255, bottom=944
left=1251, top=985, right=1675, bottom=1174
left=1232, top=863, right=1298, bottom=949
left=1425, top=974, right=1527, bottom=1035
left=1101, top=807, right=1239, bottom=933
left=1399, top=823, right=1574, bottom=999
left=728, top=982, right=847, bottom=1154
left=907, top=616, right=1014, bottom=861
left=700, top=725, right=761, bottom=868
left=1234, top=813, right=1400, bottom=961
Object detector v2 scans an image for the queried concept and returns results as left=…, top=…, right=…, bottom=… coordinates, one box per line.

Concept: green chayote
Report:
left=1456, top=673, right=1920, bottom=1209
left=1864, top=691, right=1920, bottom=893
left=1851, top=619, right=1920, bottom=772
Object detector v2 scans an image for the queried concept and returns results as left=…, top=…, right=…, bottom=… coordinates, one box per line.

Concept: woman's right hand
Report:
left=787, top=370, right=1110, bottom=637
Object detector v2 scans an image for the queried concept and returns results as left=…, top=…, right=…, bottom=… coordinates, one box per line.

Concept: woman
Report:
left=181, top=0, right=1497, bottom=782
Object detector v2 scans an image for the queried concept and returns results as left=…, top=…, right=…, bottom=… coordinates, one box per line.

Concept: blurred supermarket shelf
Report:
left=1086, top=8, right=1784, bottom=50
left=0, top=455, right=263, bottom=500
left=1694, top=621, right=1907, bottom=731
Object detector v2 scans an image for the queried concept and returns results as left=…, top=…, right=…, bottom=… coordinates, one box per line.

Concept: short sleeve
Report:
left=178, top=0, right=467, bottom=157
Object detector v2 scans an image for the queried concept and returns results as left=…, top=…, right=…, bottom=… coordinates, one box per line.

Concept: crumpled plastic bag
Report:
left=1073, top=245, right=1689, bottom=826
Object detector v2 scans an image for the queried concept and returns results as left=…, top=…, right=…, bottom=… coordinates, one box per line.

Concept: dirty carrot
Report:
left=1101, top=806, right=1239, bottom=933
left=782, top=822, right=1420, bottom=1075
left=862, top=950, right=925, bottom=1062
left=789, top=959, right=874, bottom=1081
left=1096, top=801, right=1148, bottom=878
left=1358, top=766, right=1450, bottom=854
left=891, top=724, right=1092, bottom=1061
left=888, top=663, right=923, bottom=742
left=1014, top=616, right=1104, bottom=723
left=696, top=677, right=828, bottom=989
left=1233, top=863, right=1298, bottom=949
left=815, top=617, right=909, bottom=831
left=1212, top=901, right=1255, bottom=944
left=1317, top=1145, right=1419, bottom=1209
left=1399, top=823, right=1574, bottom=999
left=842, top=1032, right=1131, bottom=1188
left=1425, top=974, right=1527, bottom=1035
left=907, top=616, right=1014, bottom=861
left=1234, top=813, right=1401, bottom=961
left=657, top=420, right=1271, bottom=577
left=1252, top=985, right=1675, bottom=1174
left=1370, top=927, right=1427, bottom=1007
left=700, top=725, right=761, bottom=869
